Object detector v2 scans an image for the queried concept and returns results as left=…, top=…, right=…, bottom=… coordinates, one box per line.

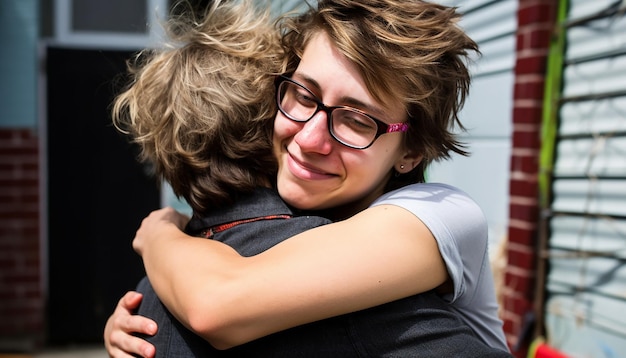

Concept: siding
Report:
left=543, top=0, right=626, bottom=355
left=428, top=0, right=517, bottom=255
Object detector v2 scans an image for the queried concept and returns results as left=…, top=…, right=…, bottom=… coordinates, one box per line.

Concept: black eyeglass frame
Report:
left=276, top=75, right=409, bottom=150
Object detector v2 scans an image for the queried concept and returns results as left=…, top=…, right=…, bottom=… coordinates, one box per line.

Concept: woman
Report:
left=106, top=0, right=509, bottom=356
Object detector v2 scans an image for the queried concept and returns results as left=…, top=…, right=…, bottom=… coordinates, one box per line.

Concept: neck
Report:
left=301, top=199, right=370, bottom=222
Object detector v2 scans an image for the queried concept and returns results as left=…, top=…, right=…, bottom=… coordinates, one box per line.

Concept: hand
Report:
left=133, top=207, right=190, bottom=256
left=104, top=291, right=157, bottom=358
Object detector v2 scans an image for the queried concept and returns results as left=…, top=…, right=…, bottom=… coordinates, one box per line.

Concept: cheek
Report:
left=351, top=142, right=403, bottom=176
left=353, top=158, right=389, bottom=182
left=273, top=114, right=300, bottom=143
left=340, top=152, right=388, bottom=190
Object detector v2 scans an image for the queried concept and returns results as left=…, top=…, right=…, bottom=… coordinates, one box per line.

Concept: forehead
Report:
left=296, top=32, right=364, bottom=93
left=296, top=31, right=407, bottom=122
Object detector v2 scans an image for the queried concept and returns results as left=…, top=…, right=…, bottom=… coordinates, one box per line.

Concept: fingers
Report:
left=118, top=292, right=157, bottom=336
left=104, top=291, right=157, bottom=358
left=133, top=207, right=190, bottom=255
left=121, top=291, right=145, bottom=311
left=108, top=321, right=156, bottom=358
left=150, top=207, right=189, bottom=229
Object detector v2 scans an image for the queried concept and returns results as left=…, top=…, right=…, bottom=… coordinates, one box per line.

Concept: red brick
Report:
left=528, top=28, right=553, bottom=49
left=24, top=255, right=40, bottom=268
left=502, top=293, right=534, bottom=315
left=512, top=130, right=541, bottom=149
left=0, top=129, right=43, bottom=346
left=0, top=211, right=39, bottom=220
left=5, top=272, right=39, bottom=284
left=514, top=80, right=546, bottom=101
left=0, top=178, right=38, bottom=187
left=0, top=254, right=17, bottom=270
left=510, top=153, right=539, bottom=174
left=512, top=106, right=543, bottom=124
left=0, top=128, right=37, bottom=141
left=509, top=179, right=539, bottom=198
left=0, top=147, right=39, bottom=156
left=23, top=226, right=40, bottom=237
left=502, top=316, right=518, bottom=334
left=501, top=311, right=527, bottom=349
left=21, top=161, right=39, bottom=171
left=507, top=2, right=558, bottom=355
left=516, top=27, right=554, bottom=52
left=515, top=55, right=548, bottom=75
left=509, top=203, right=539, bottom=222
left=507, top=246, right=536, bottom=271
left=504, top=270, right=535, bottom=295
left=518, top=3, right=557, bottom=26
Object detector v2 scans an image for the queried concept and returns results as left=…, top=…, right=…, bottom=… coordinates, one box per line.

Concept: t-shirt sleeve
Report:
left=370, top=183, right=489, bottom=304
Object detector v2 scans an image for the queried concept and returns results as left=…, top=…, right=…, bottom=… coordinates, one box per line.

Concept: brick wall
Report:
left=503, top=1, right=559, bottom=357
left=0, top=128, right=44, bottom=351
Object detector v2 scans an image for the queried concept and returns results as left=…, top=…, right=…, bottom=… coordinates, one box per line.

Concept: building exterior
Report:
left=1, top=1, right=624, bottom=357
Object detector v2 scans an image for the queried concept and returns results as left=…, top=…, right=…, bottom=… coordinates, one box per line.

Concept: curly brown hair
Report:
left=112, top=0, right=286, bottom=215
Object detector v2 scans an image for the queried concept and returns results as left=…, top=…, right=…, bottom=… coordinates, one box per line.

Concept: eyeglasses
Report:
left=276, top=76, right=409, bottom=149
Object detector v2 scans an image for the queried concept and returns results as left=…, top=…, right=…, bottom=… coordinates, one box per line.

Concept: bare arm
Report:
left=134, top=205, right=448, bottom=349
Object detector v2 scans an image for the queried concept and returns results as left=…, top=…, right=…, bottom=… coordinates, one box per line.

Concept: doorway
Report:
left=45, top=46, right=160, bottom=344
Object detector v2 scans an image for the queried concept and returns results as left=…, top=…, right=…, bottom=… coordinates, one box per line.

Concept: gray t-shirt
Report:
left=371, top=183, right=509, bottom=351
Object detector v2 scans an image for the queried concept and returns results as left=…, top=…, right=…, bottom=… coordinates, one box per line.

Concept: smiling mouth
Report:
left=286, top=153, right=336, bottom=180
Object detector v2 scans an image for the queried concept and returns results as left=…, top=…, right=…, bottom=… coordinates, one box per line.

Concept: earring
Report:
left=400, top=165, right=405, bottom=170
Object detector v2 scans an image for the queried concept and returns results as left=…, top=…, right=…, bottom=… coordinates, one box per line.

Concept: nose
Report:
left=293, top=111, right=333, bottom=155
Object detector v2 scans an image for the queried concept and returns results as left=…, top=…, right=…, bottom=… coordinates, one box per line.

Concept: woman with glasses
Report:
left=105, top=0, right=510, bottom=356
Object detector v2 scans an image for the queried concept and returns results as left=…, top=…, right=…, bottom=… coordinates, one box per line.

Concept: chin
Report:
left=277, top=183, right=305, bottom=207
left=284, top=195, right=318, bottom=211
left=279, top=187, right=324, bottom=211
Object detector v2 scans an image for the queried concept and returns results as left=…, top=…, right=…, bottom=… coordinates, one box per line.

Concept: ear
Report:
left=394, top=151, right=423, bottom=173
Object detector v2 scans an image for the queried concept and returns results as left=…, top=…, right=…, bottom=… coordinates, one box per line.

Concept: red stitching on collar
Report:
left=201, top=214, right=292, bottom=239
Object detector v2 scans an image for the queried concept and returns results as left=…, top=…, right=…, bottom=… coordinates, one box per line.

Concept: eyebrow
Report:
left=292, top=72, right=390, bottom=121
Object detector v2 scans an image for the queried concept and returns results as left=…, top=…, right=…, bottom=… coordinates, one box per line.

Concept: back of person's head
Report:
left=113, top=0, right=285, bottom=215
left=279, top=0, right=479, bottom=189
